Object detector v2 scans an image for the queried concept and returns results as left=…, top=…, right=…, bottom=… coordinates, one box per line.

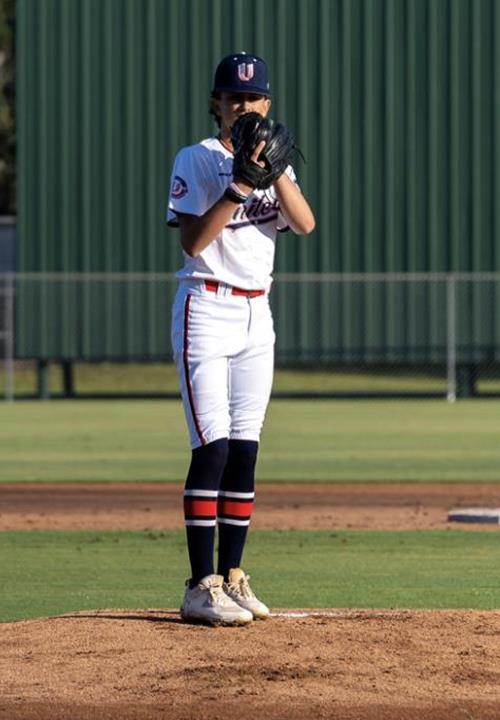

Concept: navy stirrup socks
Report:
left=217, top=439, right=258, bottom=580
left=183, top=438, right=228, bottom=586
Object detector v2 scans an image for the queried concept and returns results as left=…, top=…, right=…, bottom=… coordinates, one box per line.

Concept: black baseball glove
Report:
left=231, top=112, right=296, bottom=190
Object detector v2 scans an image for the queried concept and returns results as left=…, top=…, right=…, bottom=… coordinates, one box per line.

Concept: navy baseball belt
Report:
left=205, top=280, right=266, bottom=299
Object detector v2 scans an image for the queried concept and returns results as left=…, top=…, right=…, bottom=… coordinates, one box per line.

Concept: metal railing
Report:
left=2, top=271, right=500, bottom=401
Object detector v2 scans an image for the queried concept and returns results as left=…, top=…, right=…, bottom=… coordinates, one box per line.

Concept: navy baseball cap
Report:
left=212, top=52, right=270, bottom=97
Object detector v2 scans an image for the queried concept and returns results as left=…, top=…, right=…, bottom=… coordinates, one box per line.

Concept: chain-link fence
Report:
left=2, top=272, right=500, bottom=400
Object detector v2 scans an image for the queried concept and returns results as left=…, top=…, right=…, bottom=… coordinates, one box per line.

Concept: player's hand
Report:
left=251, top=140, right=266, bottom=167
left=234, top=140, right=266, bottom=195
left=231, top=113, right=274, bottom=191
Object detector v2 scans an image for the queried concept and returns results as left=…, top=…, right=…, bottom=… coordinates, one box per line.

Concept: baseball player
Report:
left=167, top=52, right=315, bottom=625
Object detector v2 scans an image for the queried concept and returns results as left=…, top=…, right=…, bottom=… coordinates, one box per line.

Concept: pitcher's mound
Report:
left=1, top=609, right=500, bottom=719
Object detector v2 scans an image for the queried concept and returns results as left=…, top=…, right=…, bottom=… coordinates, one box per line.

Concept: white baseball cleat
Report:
left=180, top=573, right=253, bottom=626
left=224, top=568, right=270, bottom=620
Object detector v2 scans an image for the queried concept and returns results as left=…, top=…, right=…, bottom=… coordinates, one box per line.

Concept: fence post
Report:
left=37, top=360, right=50, bottom=399
left=62, top=360, right=75, bottom=397
left=1, top=274, right=15, bottom=402
left=6, top=274, right=15, bottom=401
left=446, top=274, right=457, bottom=402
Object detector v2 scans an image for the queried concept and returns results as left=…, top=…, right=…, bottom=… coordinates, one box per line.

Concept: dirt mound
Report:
left=1, top=610, right=500, bottom=719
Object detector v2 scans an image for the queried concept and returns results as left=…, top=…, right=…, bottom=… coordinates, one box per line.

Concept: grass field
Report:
left=1, top=398, right=500, bottom=482
left=1, top=529, right=499, bottom=622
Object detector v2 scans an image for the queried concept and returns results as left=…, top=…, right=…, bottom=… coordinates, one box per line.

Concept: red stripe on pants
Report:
left=183, top=295, right=206, bottom=445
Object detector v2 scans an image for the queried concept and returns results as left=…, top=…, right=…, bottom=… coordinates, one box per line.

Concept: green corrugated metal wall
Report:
left=16, top=0, right=500, bottom=362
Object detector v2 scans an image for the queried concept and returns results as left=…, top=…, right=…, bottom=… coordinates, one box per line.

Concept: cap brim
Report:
left=213, top=85, right=270, bottom=97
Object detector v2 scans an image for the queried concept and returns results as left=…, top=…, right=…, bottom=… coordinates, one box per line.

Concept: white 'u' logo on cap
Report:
left=237, top=63, right=254, bottom=81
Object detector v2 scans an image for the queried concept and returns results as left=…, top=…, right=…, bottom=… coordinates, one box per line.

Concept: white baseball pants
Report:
left=171, top=280, right=275, bottom=449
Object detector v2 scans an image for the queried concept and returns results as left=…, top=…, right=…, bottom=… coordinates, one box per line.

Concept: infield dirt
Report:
left=2, top=481, right=500, bottom=531
left=1, top=482, right=500, bottom=719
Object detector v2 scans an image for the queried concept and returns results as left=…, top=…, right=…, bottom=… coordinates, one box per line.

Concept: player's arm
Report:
left=177, top=142, right=265, bottom=258
left=177, top=179, right=252, bottom=258
left=273, top=173, right=316, bottom=235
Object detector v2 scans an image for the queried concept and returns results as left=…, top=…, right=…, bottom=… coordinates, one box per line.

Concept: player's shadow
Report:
left=53, top=611, right=183, bottom=624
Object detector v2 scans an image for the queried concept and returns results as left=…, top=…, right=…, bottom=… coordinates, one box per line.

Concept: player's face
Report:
left=216, top=92, right=271, bottom=134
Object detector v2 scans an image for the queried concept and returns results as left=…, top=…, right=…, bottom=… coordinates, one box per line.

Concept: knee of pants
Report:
left=229, top=410, right=267, bottom=442
left=173, top=351, right=231, bottom=449
left=229, top=390, right=271, bottom=442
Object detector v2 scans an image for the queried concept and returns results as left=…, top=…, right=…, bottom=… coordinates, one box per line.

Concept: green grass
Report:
left=1, top=529, right=499, bottom=622
left=1, top=399, right=500, bottom=482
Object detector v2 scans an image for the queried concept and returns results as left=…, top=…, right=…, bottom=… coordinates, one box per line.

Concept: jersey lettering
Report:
left=231, top=197, right=279, bottom=222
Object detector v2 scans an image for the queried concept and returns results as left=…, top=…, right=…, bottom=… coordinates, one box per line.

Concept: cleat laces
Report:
left=228, top=573, right=255, bottom=600
left=208, top=581, right=232, bottom=607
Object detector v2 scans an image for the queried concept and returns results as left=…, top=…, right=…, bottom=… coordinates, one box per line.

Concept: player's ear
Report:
left=263, top=97, right=272, bottom=116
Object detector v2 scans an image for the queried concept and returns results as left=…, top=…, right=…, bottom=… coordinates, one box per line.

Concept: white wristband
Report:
left=228, top=182, right=250, bottom=199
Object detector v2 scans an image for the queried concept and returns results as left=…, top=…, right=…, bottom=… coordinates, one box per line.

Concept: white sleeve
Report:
left=276, top=165, right=299, bottom=232
left=166, top=146, right=215, bottom=226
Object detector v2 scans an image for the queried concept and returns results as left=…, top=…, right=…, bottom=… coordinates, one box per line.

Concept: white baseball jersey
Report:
left=168, top=135, right=298, bottom=449
left=167, top=136, right=297, bottom=290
